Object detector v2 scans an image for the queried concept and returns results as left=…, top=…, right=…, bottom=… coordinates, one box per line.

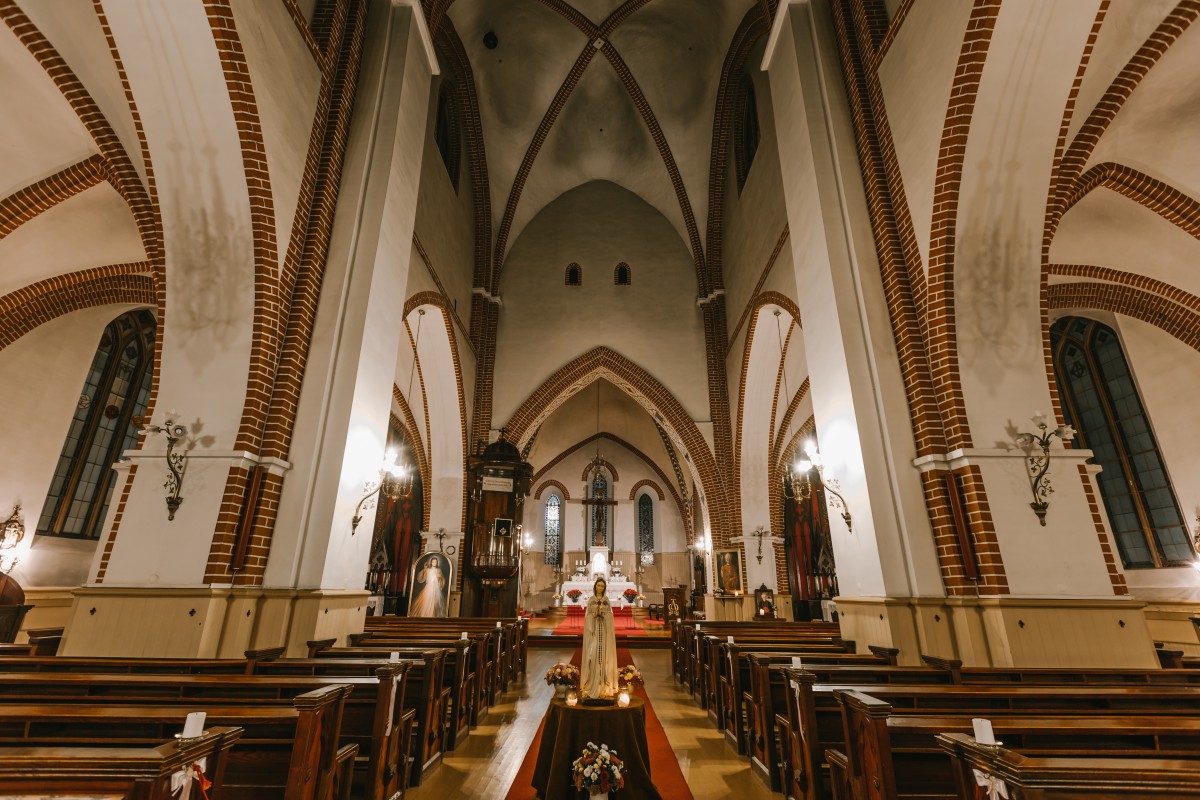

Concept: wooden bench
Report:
left=782, top=674, right=1200, bottom=800
left=352, top=626, right=504, bottom=702
left=938, top=731, right=1200, bottom=798
left=0, top=667, right=410, bottom=800
left=0, top=725, right=243, bottom=799
left=364, top=616, right=527, bottom=685
left=305, top=645, right=449, bottom=784
left=831, top=690, right=1200, bottom=799
left=0, top=684, right=356, bottom=800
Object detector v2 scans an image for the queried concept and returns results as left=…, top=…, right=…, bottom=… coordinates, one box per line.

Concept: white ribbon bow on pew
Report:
left=972, top=768, right=1008, bottom=800
left=171, top=758, right=208, bottom=800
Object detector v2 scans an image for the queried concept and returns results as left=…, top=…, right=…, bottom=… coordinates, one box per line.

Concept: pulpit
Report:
left=463, top=432, right=533, bottom=617
left=661, top=586, right=686, bottom=622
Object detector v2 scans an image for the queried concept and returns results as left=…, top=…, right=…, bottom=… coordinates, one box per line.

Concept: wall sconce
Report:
left=140, top=417, right=189, bottom=520
left=0, top=504, right=24, bottom=575
left=351, top=449, right=413, bottom=534
left=785, top=441, right=852, bottom=532
left=750, top=525, right=770, bottom=564
left=1013, top=412, right=1075, bottom=526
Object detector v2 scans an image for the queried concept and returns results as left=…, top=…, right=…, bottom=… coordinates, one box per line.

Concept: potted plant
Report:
left=572, top=741, right=624, bottom=798
left=621, top=587, right=638, bottom=605
left=544, top=663, right=580, bottom=698
left=616, top=664, right=643, bottom=691
left=566, top=588, right=583, bottom=604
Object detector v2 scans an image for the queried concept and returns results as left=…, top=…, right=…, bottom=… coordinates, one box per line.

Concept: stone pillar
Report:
left=60, top=1, right=439, bottom=658
left=731, top=531, right=784, bottom=592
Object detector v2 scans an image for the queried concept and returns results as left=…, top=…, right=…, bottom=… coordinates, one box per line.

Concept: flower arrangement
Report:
left=617, top=664, right=643, bottom=688
left=572, top=741, right=624, bottom=796
left=566, top=588, right=583, bottom=603
left=544, top=663, right=580, bottom=687
left=622, top=588, right=638, bottom=603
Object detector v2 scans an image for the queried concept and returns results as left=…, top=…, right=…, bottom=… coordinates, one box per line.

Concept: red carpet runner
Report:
left=504, top=648, right=692, bottom=799
left=551, top=606, right=645, bottom=636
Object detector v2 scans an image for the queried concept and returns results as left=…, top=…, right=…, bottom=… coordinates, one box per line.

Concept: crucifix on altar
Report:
left=581, top=491, right=617, bottom=579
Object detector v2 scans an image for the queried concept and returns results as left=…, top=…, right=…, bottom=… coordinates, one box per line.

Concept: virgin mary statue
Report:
left=581, top=578, right=618, bottom=698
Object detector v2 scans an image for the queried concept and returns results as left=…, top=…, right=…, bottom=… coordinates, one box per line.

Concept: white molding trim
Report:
left=912, top=447, right=1096, bottom=473
left=393, top=0, right=440, bottom=76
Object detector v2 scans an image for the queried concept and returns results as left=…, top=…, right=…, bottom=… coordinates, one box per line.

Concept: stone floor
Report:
left=406, top=647, right=777, bottom=799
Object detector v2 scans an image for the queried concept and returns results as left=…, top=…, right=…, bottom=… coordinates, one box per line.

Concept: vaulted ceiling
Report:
left=438, top=0, right=759, bottom=287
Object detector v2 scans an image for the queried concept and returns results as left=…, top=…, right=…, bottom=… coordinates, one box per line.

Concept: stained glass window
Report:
left=544, top=494, right=561, bottom=565
left=590, top=472, right=608, bottom=547
left=638, top=493, right=654, bottom=554
left=38, top=309, right=156, bottom=539
left=1051, top=316, right=1192, bottom=568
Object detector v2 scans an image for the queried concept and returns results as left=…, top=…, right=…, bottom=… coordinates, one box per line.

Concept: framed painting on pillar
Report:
left=408, top=551, right=454, bottom=618
left=715, top=549, right=743, bottom=595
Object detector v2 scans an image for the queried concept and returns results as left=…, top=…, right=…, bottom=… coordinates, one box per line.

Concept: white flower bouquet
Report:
left=544, top=663, right=580, bottom=688
left=572, top=741, right=624, bottom=796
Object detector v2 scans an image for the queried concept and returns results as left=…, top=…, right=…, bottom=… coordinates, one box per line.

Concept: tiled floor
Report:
left=406, top=647, right=776, bottom=799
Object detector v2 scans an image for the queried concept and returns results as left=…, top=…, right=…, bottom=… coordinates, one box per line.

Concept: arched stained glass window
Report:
left=566, top=263, right=582, bottom=286
left=734, top=75, right=760, bottom=192
left=638, top=493, right=654, bottom=554
left=1051, top=316, right=1192, bottom=568
left=590, top=472, right=608, bottom=547
left=38, top=309, right=156, bottom=539
left=544, top=494, right=561, bottom=565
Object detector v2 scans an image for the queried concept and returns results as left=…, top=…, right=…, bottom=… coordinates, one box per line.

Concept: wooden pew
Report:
left=0, top=667, right=409, bottom=800
left=937, top=732, right=1200, bottom=799
left=831, top=691, right=1200, bottom=800
left=784, top=676, right=1200, bottom=800
left=343, top=633, right=488, bottom=730
left=363, top=616, right=527, bottom=685
left=352, top=626, right=501, bottom=703
left=671, top=619, right=841, bottom=687
left=306, top=644, right=448, bottom=784
left=0, top=725, right=243, bottom=799
left=0, top=685, right=355, bottom=800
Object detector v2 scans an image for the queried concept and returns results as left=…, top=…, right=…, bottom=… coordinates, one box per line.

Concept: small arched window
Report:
left=565, top=263, right=582, bottom=286
left=734, top=75, right=760, bottom=192
left=544, top=494, right=562, bottom=565
left=1051, top=316, right=1192, bottom=568
left=589, top=471, right=608, bottom=547
left=434, top=81, right=461, bottom=190
left=38, top=309, right=156, bottom=539
left=638, top=493, right=654, bottom=554
left=614, top=263, right=631, bottom=286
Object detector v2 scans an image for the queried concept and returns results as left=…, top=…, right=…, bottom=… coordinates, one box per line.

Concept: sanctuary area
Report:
left=3, top=0, right=1200, bottom=797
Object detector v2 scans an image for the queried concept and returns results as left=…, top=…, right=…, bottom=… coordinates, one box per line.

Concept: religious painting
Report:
left=493, top=517, right=513, bottom=538
left=754, top=584, right=776, bottom=619
left=715, top=549, right=743, bottom=595
left=407, top=550, right=453, bottom=618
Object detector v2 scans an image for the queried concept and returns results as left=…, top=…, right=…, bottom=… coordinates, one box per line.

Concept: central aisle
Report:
left=405, top=648, right=777, bottom=799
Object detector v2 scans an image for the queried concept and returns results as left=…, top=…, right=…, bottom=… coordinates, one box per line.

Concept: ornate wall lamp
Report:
left=0, top=504, right=24, bottom=575
left=1013, top=412, right=1075, bottom=526
left=351, top=449, right=414, bottom=534
left=140, top=417, right=189, bottom=520
left=785, top=441, right=852, bottom=532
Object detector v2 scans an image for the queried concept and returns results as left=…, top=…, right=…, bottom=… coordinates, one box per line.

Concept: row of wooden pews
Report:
left=0, top=615, right=528, bottom=799
left=672, top=619, right=1200, bottom=799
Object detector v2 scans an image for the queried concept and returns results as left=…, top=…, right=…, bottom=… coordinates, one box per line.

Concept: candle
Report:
left=566, top=690, right=578, bottom=707
left=460, top=631, right=468, bottom=640
left=617, top=690, right=631, bottom=707
left=972, top=718, right=996, bottom=745
left=389, top=651, right=400, bottom=662
left=791, top=656, right=803, bottom=668
left=182, top=711, right=206, bottom=739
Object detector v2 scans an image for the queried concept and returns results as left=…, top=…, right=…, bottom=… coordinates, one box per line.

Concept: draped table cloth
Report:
left=531, top=697, right=662, bottom=799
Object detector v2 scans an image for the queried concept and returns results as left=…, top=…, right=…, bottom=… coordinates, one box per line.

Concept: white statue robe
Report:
left=581, top=593, right=618, bottom=698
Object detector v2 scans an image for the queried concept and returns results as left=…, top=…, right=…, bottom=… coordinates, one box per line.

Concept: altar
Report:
left=560, top=549, right=638, bottom=605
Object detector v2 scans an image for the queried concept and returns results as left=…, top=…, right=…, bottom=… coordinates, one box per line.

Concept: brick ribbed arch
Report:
left=629, top=479, right=664, bottom=501
left=503, top=346, right=726, bottom=545
left=1049, top=282, right=1200, bottom=353
left=0, top=155, right=106, bottom=239
left=535, top=479, right=571, bottom=501
left=1063, top=162, right=1200, bottom=240
left=0, top=269, right=155, bottom=350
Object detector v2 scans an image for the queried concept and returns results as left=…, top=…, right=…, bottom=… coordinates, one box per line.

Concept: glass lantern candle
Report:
left=617, top=689, right=631, bottom=708
left=565, top=690, right=578, bottom=707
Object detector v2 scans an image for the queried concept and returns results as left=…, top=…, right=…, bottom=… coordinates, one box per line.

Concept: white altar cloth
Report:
left=561, top=579, right=638, bottom=605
